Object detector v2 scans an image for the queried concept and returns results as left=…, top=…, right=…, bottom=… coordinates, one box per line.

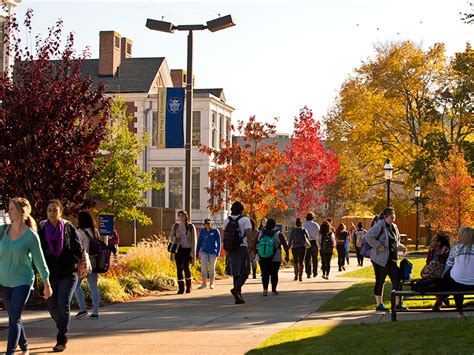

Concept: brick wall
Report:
left=99, top=31, right=122, bottom=76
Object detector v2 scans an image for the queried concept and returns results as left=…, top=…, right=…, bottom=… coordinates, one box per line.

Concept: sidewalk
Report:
left=0, top=262, right=360, bottom=354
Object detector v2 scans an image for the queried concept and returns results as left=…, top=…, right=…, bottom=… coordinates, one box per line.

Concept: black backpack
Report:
left=86, top=230, right=111, bottom=273
left=321, top=232, right=334, bottom=253
left=223, top=216, right=244, bottom=253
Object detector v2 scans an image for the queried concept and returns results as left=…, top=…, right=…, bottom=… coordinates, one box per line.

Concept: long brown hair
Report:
left=458, top=226, right=474, bottom=255
left=10, top=197, right=37, bottom=231
left=335, top=223, right=346, bottom=240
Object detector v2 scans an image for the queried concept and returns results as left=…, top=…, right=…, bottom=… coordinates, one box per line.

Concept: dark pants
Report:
left=372, top=260, right=401, bottom=296
left=175, top=247, right=192, bottom=281
left=320, top=251, right=332, bottom=276
left=259, top=260, right=281, bottom=292
left=449, top=277, right=474, bottom=313
left=229, top=246, right=250, bottom=293
left=304, top=241, right=318, bottom=276
left=355, top=246, right=364, bottom=266
left=47, top=274, right=78, bottom=344
left=250, top=260, right=257, bottom=278
left=0, top=284, right=31, bottom=354
left=292, top=247, right=305, bottom=265
left=337, top=244, right=346, bottom=268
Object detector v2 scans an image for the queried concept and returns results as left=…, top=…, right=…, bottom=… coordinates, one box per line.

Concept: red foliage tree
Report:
left=199, top=116, right=295, bottom=221
left=286, top=107, right=339, bottom=215
left=0, top=10, right=110, bottom=216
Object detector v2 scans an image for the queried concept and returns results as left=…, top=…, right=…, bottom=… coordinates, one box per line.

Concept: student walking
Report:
left=38, top=199, right=83, bottom=352
left=303, top=212, right=320, bottom=278
left=353, top=222, right=366, bottom=267
left=335, top=223, right=350, bottom=271
left=249, top=218, right=259, bottom=279
left=169, top=210, right=197, bottom=294
left=223, top=201, right=253, bottom=304
left=196, top=218, right=220, bottom=289
left=319, top=221, right=336, bottom=279
left=288, top=218, right=308, bottom=281
left=73, top=210, right=101, bottom=319
left=365, top=207, right=407, bottom=312
left=0, top=197, right=52, bottom=355
left=257, top=218, right=289, bottom=295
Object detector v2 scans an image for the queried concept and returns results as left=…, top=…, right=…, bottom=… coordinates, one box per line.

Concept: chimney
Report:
left=170, top=69, right=195, bottom=88
left=121, top=37, right=132, bottom=59
left=99, top=31, right=121, bottom=77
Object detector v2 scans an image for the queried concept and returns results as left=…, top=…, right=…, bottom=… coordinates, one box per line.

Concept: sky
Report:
left=11, top=0, right=474, bottom=134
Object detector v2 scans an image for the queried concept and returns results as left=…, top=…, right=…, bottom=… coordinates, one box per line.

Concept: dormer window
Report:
left=114, top=36, right=120, bottom=48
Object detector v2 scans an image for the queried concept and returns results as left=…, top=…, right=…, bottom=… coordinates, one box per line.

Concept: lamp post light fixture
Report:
left=414, top=184, right=421, bottom=251
left=383, top=158, right=394, bottom=207
left=146, top=15, right=235, bottom=218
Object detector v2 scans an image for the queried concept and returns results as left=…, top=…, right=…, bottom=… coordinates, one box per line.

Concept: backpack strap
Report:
left=0, top=224, right=7, bottom=241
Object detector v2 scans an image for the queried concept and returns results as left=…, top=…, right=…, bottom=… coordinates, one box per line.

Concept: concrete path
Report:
left=0, top=262, right=361, bottom=354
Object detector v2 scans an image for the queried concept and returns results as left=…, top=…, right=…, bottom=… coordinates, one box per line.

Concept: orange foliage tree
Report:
left=426, top=147, right=473, bottom=234
left=199, top=116, right=295, bottom=221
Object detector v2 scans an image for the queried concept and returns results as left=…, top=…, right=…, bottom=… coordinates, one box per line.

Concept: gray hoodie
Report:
left=365, top=219, right=403, bottom=267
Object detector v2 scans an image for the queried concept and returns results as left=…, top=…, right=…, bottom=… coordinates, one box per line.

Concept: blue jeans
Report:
left=0, top=284, right=31, bottom=354
left=47, top=274, right=78, bottom=343
left=74, top=272, right=100, bottom=315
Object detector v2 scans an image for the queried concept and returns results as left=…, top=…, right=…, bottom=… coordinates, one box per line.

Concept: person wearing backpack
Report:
left=38, top=199, right=83, bottom=353
left=319, top=221, right=336, bottom=279
left=257, top=218, right=290, bottom=296
left=353, top=222, right=366, bottom=267
left=73, top=210, right=102, bottom=320
left=288, top=218, right=308, bottom=281
left=222, top=201, right=253, bottom=304
left=169, top=210, right=197, bottom=295
left=365, top=207, right=407, bottom=312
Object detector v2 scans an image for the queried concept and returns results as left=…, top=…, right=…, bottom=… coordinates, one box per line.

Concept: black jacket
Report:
left=38, top=220, right=83, bottom=278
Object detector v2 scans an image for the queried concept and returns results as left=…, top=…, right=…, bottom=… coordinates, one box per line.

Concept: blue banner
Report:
left=165, top=87, right=185, bottom=148
left=99, top=214, right=115, bottom=236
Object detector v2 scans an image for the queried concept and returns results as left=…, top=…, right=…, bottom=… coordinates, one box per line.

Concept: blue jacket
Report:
left=196, top=228, right=221, bottom=257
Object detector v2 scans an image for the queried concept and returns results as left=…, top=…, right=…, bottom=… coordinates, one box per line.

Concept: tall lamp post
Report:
left=414, top=184, right=421, bottom=250
left=146, top=15, right=235, bottom=218
left=383, top=159, right=394, bottom=207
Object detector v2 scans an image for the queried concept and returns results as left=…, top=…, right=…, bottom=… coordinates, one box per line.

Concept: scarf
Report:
left=45, top=219, right=65, bottom=257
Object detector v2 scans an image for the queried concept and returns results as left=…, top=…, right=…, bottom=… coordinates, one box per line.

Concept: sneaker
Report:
left=313, top=273, right=318, bottom=278
left=294, top=275, right=298, bottom=281
left=299, top=276, right=303, bottom=282
left=272, top=291, right=279, bottom=295
left=210, top=284, right=215, bottom=289
left=198, top=284, right=207, bottom=289
left=89, top=314, right=99, bottom=320
left=74, top=310, right=88, bottom=319
left=307, top=275, right=312, bottom=278
left=262, top=290, right=268, bottom=296
left=235, top=297, right=245, bottom=304
left=342, top=266, right=346, bottom=271
left=53, top=343, right=66, bottom=352
left=375, top=303, right=389, bottom=312
left=395, top=304, right=407, bottom=311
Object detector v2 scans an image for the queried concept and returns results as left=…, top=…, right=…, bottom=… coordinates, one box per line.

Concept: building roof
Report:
left=81, top=57, right=165, bottom=93
left=193, top=88, right=226, bottom=102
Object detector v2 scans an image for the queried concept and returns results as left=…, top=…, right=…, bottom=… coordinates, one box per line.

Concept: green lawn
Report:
left=341, top=258, right=426, bottom=279
left=248, top=318, right=474, bottom=355
left=118, top=246, right=133, bottom=253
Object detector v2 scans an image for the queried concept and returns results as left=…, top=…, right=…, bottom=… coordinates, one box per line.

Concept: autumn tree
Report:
left=0, top=10, right=110, bottom=216
left=324, top=40, right=473, bottom=213
left=286, top=107, right=339, bottom=215
left=425, top=147, right=473, bottom=234
left=199, top=116, right=295, bottom=221
left=88, top=99, right=161, bottom=225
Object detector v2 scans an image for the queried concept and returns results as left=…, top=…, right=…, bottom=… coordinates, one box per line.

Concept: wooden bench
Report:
left=391, top=289, right=474, bottom=321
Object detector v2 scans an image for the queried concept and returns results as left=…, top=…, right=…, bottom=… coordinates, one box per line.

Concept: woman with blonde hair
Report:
left=0, top=197, right=52, bottom=355
left=169, top=210, right=197, bottom=294
left=444, top=226, right=474, bottom=318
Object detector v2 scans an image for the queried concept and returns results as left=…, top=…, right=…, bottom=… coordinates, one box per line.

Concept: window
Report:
left=192, top=111, right=201, bottom=146
left=219, top=114, right=225, bottom=148
left=114, top=36, right=120, bottom=48
left=211, top=111, right=217, bottom=148
left=151, top=168, right=165, bottom=208
left=126, top=43, right=132, bottom=55
left=151, top=112, right=158, bottom=147
left=226, top=117, right=231, bottom=142
left=192, top=167, right=200, bottom=210
left=169, top=167, right=183, bottom=210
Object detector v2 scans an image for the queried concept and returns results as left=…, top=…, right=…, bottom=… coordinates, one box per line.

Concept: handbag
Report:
left=167, top=242, right=180, bottom=254
left=77, top=250, right=92, bottom=279
left=304, top=233, right=311, bottom=249
left=421, top=260, right=445, bottom=279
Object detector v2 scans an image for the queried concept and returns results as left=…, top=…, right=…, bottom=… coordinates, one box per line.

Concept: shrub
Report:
left=98, top=276, right=129, bottom=303
left=136, top=273, right=177, bottom=291
left=118, top=275, right=146, bottom=296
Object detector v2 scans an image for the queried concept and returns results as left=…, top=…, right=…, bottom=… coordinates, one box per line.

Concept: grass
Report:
left=248, top=318, right=474, bottom=355
left=118, top=246, right=132, bottom=253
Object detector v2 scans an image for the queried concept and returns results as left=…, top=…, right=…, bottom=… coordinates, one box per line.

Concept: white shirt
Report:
left=223, top=215, right=252, bottom=247
left=303, top=220, right=321, bottom=248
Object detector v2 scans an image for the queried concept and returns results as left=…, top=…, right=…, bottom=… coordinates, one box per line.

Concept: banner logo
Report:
left=168, top=97, right=183, bottom=114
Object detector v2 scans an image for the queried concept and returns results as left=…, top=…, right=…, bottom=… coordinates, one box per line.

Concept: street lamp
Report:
left=383, top=159, right=394, bottom=207
left=414, top=184, right=421, bottom=250
left=146, top=15, right=235, bottom=218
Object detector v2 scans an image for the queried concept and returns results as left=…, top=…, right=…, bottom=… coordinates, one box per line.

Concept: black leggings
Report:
left=259, top=260, right=281, bottom=292
left=355, top=246, right=364, bottom=266
left=372, top=260, right=400, bottom=296
left=336, top=244, right=346, bottom=267
left=449, top=277, right=474, bottom=313
left=292, top=247, right=306, bottom=265
left=175, top=247, right=192, bottom=281
left=320, top=251, right=332, bottom=276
